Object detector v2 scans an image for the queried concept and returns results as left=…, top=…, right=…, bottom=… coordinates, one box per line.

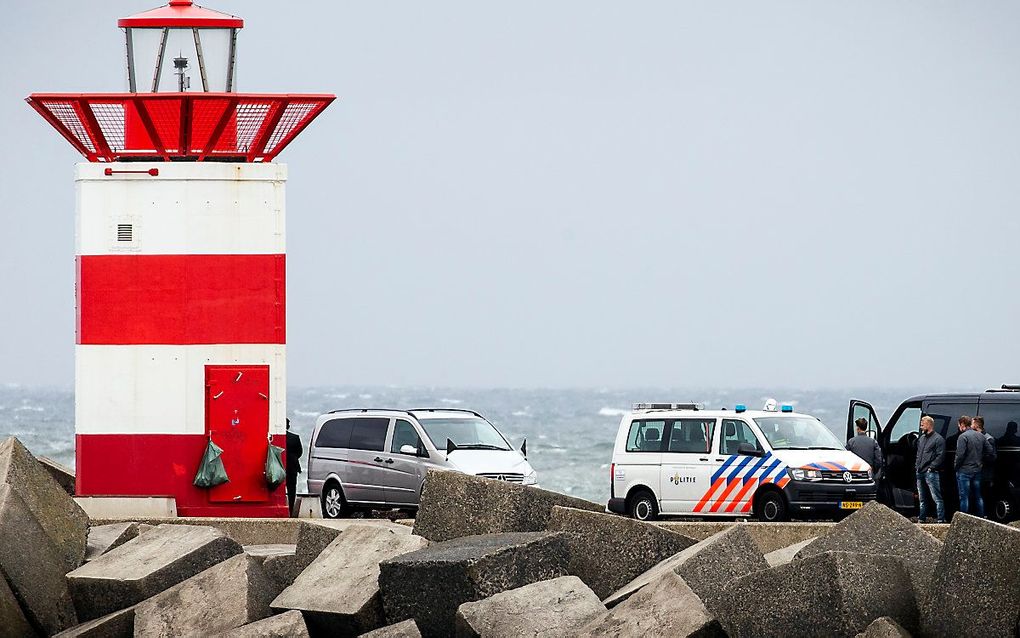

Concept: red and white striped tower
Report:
left=27, top=1, right=334, bottom=517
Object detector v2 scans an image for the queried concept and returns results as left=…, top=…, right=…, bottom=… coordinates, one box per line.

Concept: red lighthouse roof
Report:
left=118, top=0, right=243, bottom=29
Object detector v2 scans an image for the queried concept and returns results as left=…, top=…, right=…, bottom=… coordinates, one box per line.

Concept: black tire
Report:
left=992, top=498, right=1013, bottom=523
left=755, top=490, right=789, bottom=522
left=321, top=482, right=348, bottom=519
left=628, top=490, right=659, bottom=522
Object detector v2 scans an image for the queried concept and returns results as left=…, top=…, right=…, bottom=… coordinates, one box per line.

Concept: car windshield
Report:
left=417, top=416, right=512, bottom=451
left=754, top=416, right=844, bottom=450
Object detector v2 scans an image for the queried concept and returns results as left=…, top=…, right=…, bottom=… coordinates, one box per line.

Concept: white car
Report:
left=307, top=408, right=537, bottom=518
left=607, top=401, right=877, bottom=522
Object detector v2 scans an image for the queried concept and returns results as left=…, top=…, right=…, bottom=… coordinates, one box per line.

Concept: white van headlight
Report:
left=522, top=470, right=538, bottom=485
left=789, top=468, right=823, bottom=482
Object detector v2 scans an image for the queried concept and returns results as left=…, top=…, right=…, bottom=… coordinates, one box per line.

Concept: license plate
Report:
left=840, top=501, right=863, bottom=510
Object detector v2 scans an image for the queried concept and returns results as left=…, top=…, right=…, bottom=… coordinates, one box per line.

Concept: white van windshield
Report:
left=417, top=417, right=512, bottom=451
left=754, top=416, right=844, bottom=450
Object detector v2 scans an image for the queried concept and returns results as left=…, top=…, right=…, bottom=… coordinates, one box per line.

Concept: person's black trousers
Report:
left=286, top=471, right=297, bottom=517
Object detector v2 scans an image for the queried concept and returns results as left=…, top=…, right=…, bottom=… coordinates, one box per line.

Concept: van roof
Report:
left=320, top=407, right=484, bottom=419
left=628, top=408, right=809, bottom=419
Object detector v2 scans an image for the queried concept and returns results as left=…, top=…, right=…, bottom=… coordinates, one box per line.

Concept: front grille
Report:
left=820, top=470, right=872, bottom=483
left=477, top=473, right=524, bottom=484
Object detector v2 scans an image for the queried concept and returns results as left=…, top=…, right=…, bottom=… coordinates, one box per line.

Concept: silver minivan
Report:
left=307, top=408, right=538, bottom=518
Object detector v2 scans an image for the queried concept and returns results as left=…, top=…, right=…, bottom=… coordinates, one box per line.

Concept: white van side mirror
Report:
left=399, top=444, right=418, bottom=456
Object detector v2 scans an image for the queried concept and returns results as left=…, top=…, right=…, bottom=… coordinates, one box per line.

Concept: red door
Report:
left=205, top=365, right=271, bottom=503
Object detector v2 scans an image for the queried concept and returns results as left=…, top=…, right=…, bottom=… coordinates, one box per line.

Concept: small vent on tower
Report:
left=117, top=224, right=133, bottom=242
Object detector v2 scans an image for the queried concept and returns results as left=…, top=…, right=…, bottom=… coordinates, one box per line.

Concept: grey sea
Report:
left=0, top=385, right=934, bottom=503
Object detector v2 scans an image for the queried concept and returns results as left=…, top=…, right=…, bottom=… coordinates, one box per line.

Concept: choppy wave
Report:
left=598, top=407, right=628, bottom=417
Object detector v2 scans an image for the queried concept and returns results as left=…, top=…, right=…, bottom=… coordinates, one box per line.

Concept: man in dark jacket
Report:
left=847, top=417, right=884, bottom=476
left=286, top=419, right=303, bottom=517
left=915, top=415, right=946, bottom=523
left=973, top=416, right=997, bottom=488
left=955, top=415, right=993, bottom=517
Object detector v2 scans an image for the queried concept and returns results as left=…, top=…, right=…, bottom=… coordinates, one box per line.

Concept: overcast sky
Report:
left=2, top=2, right=1019, bottom=390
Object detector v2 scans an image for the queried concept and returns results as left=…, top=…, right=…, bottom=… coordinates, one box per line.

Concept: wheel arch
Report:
left=625, top=483, right=658, bottom=507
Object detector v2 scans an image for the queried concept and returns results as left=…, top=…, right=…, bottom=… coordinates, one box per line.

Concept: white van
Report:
left=607, top=402, right=877, bottom=522
left=307, top=408, right=537, bottom=518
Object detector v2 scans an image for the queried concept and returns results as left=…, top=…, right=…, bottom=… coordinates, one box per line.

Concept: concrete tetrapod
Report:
left=0, top=484, right=78, bottom=635
left=855, top=616, right=912, bottom=638
left=0, top=437, right=89, bottom=572
left=133, top=554, right=280, bottom=636
left=66, top=523, right=243, bottom=620
left=709, top=551, right=918, bottom=638
left=379, top=532, right=570, bottom=638
left=37, top=456, right=76, bottom=496
left=219, top=610, right=311, bottom=638
left=603, top=524, right=766, bottom=608
left=922, top=513, right=1020, bottom=637
left=361, top=619, right=423, bottom=638
left=545, top=506, right=697, bottom=599
left=581, top=571, right=724, bottom=638
left=795, top=501, right=941, bottom=593
left=412, top=470, right=603, bottom=542
left=763, top=537, right=816, bottom=567
left=454, top=576, right=606, bottom=638
left=271, top=525, right=429, bottom=635
left=85, top=523, right=148, bottom=562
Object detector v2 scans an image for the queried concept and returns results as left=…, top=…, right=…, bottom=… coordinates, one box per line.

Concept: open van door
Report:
left=847, top=399, right=882, bottom=442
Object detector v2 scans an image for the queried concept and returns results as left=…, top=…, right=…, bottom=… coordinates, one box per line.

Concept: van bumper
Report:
left=785, top=481, right=877, bottom=517
left=607, top=497, right=627, bottom=515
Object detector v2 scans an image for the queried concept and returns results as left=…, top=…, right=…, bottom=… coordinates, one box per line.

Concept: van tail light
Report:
left=610, top=463, right=616, bottom=498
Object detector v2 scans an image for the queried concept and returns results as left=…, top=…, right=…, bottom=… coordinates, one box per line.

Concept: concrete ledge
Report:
left=76, top=497, right=177, bottom=518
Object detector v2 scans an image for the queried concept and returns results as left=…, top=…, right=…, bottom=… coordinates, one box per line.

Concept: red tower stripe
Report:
left=77, top=254, right=285, bottom=345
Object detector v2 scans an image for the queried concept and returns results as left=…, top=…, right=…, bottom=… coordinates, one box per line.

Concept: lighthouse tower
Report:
left=27, top=1, right=333, bottom=517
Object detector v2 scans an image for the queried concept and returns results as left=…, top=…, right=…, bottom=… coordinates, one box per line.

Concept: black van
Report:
left=847, top=386, right=1020, bottom=522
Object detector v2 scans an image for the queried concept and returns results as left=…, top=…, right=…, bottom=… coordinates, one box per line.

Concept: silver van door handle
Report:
left=384, top=458, right=394, bottom=464
left=374, top=457, right=384, bottom=463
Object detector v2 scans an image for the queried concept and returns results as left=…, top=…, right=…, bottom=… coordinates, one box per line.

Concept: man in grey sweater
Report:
left=955, top=415, right=994, bottom=517
left=916, top=415, right=946, bottom=523
left=847, top=417, right=884, bottom=476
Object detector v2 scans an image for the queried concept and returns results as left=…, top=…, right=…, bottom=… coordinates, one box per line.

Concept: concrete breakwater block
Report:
left=795, top=501, right=941, bottom=593
left=67, top=523, right=242, bottom=620
left=454, top=575, right=605, bottom=638
left=261, top=519, right=386, bottom=590
left=0, top=484, right=79, bottom=635
left=604, top=525, right=766, bottom=608
left=710, top=551, right=918, bottom=638
left=922, top=513, right=1020, bottom=637
left=0, top=437, right=89, bottom=572
left=763, top=537, right=816, bottom=567
left=412, top=470, right=603, bottom=542
left=362, top=619, right=423, bottom=637
left=52, top=606, right=136, bottom=638
left=220, top=610, right=311, bottom=637
left=582, top=571, right=724, bottom=638
left=0, top=571, right=35, bottom=638
left=133, top=554, right=279, bottom=637
left=85, top=523, right=150, bottom=562
left=380, top=532, right=570, bottom=638
left=856, top=616, right=912, bottom=638
left=272, top=525, right=429, bottom=635
left=38, top=456, right=76, bottom=496
left=545, top=506, right=697, bottom=599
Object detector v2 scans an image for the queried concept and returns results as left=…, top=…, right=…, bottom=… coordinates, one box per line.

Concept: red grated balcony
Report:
left=26, top=93, right=335, bottom=163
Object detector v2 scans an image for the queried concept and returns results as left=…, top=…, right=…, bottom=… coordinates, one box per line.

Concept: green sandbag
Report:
left=265, top=443, right=286, bottom=490
left=194, top=439, right=229, bottom=488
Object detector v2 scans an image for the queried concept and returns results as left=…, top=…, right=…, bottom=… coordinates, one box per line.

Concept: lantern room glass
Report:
left=125, top=27, right=236, bottom=92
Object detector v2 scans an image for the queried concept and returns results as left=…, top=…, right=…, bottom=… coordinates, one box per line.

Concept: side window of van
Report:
left=626, top=420, right=665, bottom=452
left=721, top=420, right=762, bottom=455
left=977, top=403, right=1020, bottom=448
left=391, top=420, right=424, bottom=455
left=886, top=404, right=922, bottom=444
left=315, top=418, right=354, bottom=449
left=348, top=418, right=389, bottom=452
left=667, top=419, right=715, bottom=454
left=925, top=402, right=978, bottom=445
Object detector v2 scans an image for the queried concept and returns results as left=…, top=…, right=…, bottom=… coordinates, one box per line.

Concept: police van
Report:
left=607, top=401, right=877, bottom=521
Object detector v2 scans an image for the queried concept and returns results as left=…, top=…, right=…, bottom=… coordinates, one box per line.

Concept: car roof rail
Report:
left=632, top=402, right=704, bottom=412
left=324, top=408, right=412, bottom=415
left=986, top=384, right=1020, bottom=393
left=408, top=407, right=485, bottom=419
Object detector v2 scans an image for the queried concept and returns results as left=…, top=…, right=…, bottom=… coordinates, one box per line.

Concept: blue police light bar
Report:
left=781, top=405, right=794, bottom=413
left=735, top=404, right=747, bottom=413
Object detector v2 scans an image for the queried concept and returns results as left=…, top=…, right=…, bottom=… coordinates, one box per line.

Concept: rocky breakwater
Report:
left=5, top=439, right=1020, bottom=637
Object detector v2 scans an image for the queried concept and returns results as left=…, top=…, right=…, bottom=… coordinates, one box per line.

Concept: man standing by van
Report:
left=973, top=416, right=997, bottom=490
left=916, top=415, right=946, bottom=523
left=955, top=416, right=985, bottom=516
left=847, top=417, right=884, bottom=476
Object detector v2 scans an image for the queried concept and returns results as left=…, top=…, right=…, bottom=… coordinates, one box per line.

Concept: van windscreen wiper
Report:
left=454, top=444, right=510, bottom=451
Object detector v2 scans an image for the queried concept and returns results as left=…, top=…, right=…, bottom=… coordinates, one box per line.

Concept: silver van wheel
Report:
left=322, top=485, right=346, bottom=519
